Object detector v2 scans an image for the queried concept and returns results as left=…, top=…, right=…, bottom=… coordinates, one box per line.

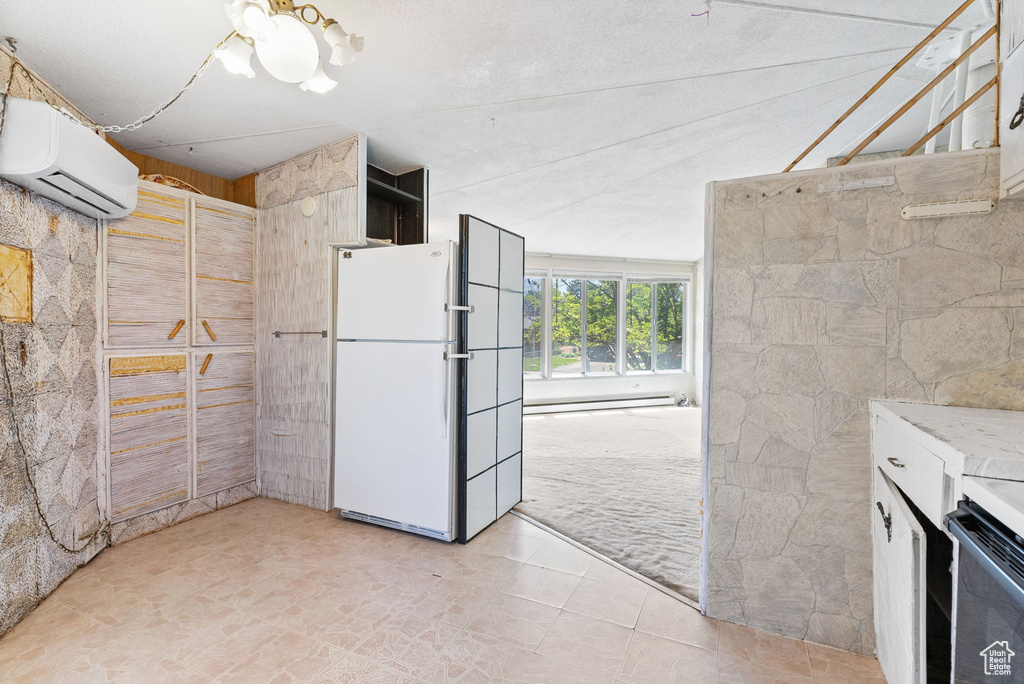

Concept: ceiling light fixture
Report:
left=218, top=0, right=361, bottom=92
left=213, top=34, right=257, bottom=78
left=2, top=0, right=360, bottom=137
left=300, top=62, right=338, bottom=93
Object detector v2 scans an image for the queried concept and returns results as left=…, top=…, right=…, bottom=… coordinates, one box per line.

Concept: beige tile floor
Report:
left=0, top=497, right=886, bottom=683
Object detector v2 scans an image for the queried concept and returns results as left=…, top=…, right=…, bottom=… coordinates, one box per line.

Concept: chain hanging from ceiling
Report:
left=1, top=0, right=363, bottom=136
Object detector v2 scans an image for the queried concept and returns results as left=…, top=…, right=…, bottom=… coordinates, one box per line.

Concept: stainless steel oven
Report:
left=947, top=500, right=1024, bottom=683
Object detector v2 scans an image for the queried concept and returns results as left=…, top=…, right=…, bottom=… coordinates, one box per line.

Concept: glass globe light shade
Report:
left=255, top=12, right=320, bottom=83
left=241, top=2, right=275, bottom=40
left=223, top=0, right=272, bottom=39
left=299, top=62, right=338, bottom=93
left=213, top=34, right=256, bottom=78
left=323, top=21, right=363, bottom=66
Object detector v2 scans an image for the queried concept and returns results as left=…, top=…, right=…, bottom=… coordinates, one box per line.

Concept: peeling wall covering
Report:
left=0, top=179, right=103, bottom=637
left=703, top=149, right=1023, bottom=654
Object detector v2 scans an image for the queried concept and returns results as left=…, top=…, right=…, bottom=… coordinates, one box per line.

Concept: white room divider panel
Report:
left=458, top=215, right=525, bottom=542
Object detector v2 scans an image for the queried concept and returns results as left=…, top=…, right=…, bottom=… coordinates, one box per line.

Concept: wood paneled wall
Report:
left=104, top=139, right=255, bottom=208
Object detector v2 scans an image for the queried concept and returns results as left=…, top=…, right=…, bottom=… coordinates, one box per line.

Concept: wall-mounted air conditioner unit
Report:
left=0, top=97, right=138, bottom=219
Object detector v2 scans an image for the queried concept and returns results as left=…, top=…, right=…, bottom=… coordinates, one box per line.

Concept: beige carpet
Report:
left=516, top=405, right=702, bottom=600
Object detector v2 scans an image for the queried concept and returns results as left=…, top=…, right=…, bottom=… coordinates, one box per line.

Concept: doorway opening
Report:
left=513, top=256, right=703, bottom=602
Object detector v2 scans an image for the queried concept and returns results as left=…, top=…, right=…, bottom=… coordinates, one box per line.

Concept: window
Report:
left=625, top=281, right=652, bottom=371
left=624, top=278, right=687, bottom=373
left=551, top=277, right=583, bottom=375
left=522, top=269, right=688, bottom=379
left=523, top=276, right=544, bottom=378
left=657, top=282, right=686, bottom=371
left=585, top=279, right=617, bottom=374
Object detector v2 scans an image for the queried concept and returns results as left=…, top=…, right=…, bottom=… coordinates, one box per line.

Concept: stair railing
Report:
left=783, top=0, right=1000, bottom=172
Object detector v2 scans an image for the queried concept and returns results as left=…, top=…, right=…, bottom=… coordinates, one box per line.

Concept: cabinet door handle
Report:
left=1011, top=92, right=1024, bottom=130
left=887, top=457, right=906, bottom=469
left=168, top=320, right=185, bottom=340
left=876, top=502, right=892, bottom=543
left=202, top=320, right=218, bottom=342
left=200, top=353, right=213, bottom=375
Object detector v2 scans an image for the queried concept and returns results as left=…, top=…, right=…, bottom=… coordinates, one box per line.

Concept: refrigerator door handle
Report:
left=442, top=347, right=472, bottom=438
left=444, top=255, right=453, bottom=341
left=441, top=351, right=447, bottom=438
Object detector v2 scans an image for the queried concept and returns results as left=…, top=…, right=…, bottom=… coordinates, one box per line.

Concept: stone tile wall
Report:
left=704, top=149, right=1023, bottom=654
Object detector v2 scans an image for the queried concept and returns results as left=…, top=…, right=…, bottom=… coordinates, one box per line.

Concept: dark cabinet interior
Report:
left=366, top=164, right=428, bottom=245
left=900, top=483, right=953, bottom=684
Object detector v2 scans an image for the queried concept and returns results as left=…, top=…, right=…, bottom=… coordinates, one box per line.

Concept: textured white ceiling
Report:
left=2, top=1, right=989, bottom=261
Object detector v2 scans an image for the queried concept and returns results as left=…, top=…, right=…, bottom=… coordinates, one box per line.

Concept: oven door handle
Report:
left=947, top=509, right=1024, bottom=609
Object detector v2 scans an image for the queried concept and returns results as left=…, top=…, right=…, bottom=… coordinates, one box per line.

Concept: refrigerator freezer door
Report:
left=335, top=341, right=455, bottom=539
left=457, top=216, right=525, bottom=542
left=337, top=242, right=455, bottom=342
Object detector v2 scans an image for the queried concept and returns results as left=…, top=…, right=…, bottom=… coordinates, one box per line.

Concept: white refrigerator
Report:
left=334, top=241, right=460, bottom=541
left=333, top=217, right=525, bottom=544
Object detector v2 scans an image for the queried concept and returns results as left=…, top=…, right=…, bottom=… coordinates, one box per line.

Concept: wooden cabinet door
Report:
left=107, top=355, right=190, bottom=522
left=194, top=351, right=255, bottom=496
left=193, top=199, right=254, bottom=346
left=105, top=186, right=189, bottom=347
left=873, top=468, right=927, bottom=684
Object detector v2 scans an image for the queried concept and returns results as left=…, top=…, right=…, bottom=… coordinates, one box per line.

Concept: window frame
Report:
left=651, top=279, right=687, bottom=373
left=522, top=268, right=691, bottom=381
left=548, top=275, right=587, bottom=378
left=522, top=273, right=546, bottom=378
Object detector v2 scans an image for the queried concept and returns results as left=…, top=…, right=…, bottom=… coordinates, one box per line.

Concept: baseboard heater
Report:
left=524, top=395, right=675, bottom=415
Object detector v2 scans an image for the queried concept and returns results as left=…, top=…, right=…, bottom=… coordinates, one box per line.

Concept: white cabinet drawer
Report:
left=872, top=415, right=946, bottom=525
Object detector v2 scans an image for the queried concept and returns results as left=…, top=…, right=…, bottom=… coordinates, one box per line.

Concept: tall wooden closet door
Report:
left=107, top=355, right=190, bottom=522
left=458, top=215, right=525, bottom=542
left=193, top=199, right=255, bottom=346
left=105, top=185, right=188, bottom=347
left=194, top=351, right=255, bottom=496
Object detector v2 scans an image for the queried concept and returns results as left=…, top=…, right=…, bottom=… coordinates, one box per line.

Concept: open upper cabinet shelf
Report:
left=365, top=162, right=428, bottom=246
left=333, top=136, right=429, bottom=250
left=366, top=177, right=422, bottom=205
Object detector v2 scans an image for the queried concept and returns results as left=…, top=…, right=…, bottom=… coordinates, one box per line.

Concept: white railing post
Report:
left=926, top=76, right=947, bottom=154
left=950, top=30, right=974, bottom=151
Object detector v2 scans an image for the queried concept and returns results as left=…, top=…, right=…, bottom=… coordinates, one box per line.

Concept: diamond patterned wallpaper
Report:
left=0, top=179, right=104, bottom=637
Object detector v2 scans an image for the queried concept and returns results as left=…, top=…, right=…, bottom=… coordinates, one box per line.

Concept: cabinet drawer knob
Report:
left=202, top=320, right=218, bottom=342
left=168, top=320, right=185, bottom=340
left=887, top=457, right=906, bottom=469
left=876, top=502, right=892, bottom=543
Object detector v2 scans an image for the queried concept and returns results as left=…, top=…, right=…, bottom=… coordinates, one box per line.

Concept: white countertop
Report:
left=873, top=401, right=1024, bottom=480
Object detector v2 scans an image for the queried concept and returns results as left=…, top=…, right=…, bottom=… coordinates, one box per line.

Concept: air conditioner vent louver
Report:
left=340, top=509, right=451, bottom=541
left=37, top=171, right=127, bottom=216
left=0, top=97, right=138, bottom=219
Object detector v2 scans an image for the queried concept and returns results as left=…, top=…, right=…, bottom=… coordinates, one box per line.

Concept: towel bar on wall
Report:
left=272, top=330, right=328, bottom=338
